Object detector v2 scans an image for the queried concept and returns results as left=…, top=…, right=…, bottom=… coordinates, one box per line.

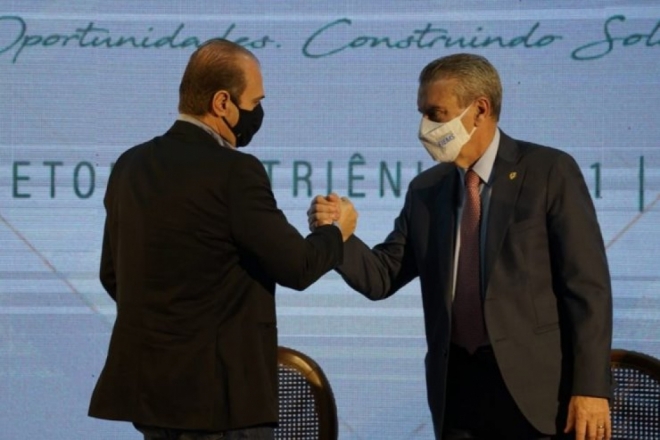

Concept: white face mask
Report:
left=418, top=105, right=475, bottom=163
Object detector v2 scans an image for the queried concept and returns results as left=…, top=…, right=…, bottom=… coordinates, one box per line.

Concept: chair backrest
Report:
left=610, top=349, right=660, bottom=440
left=275, top=346, right=338, bottom=440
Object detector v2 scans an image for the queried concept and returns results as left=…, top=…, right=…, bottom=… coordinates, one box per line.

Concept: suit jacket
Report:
left=88, top=121, right=343, bottom=431
left=336, top=131, right=612, bottom=437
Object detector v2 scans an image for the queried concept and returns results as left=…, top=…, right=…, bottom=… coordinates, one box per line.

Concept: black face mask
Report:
left=223, top=99, right=264, bottom=147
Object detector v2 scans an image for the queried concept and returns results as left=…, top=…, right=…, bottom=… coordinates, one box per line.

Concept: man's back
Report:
left=105, top=121, right=257, bottom=333
left=89, top=121, right=343, bottom=431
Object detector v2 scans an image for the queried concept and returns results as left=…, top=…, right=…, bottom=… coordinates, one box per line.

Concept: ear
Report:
left=210, top=90, right=231, bottom=117
left=473, top=96, right=491, bottom=125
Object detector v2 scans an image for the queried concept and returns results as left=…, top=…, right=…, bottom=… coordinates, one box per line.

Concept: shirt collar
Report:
left=177, top=114, right=235, bottom=150
left=457, top=128, right=500, bottom=185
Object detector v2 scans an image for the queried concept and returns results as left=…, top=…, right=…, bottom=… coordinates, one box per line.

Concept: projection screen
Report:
left=1, top=1, right=659, bottom=438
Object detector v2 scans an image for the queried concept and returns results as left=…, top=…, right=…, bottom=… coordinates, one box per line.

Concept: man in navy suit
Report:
left=89, top=39, right=356, bottom=440
left=309, top=53, right=612, bottom=440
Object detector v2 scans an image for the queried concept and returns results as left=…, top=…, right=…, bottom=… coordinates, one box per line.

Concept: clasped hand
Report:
left=307, top=193, right=357, bottom=241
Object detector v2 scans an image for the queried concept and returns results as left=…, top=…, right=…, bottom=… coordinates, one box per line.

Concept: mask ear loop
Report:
left=460, top=103, right=478, bottom=137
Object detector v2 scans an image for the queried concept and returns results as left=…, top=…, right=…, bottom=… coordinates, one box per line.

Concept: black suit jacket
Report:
left=88, top=121, right=343, bottom=431
left=336, top=131, right=612, bottom=437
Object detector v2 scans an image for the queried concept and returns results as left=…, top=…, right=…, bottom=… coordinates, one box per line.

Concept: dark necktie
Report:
left=451, top=169, right=487, bottom=353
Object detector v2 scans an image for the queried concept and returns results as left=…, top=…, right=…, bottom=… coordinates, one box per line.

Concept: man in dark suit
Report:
left=89, top=39, right=356, bottom=440
left=309, top=54, right=612, bottom=440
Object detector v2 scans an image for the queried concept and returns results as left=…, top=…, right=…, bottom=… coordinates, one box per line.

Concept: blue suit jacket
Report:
left=337, top=131, right=612, bottom=437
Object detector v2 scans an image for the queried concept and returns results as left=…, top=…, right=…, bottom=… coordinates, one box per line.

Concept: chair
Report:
left=275, top=346, right=338, bottom=440
left=610, top=349, right=660, bottom=440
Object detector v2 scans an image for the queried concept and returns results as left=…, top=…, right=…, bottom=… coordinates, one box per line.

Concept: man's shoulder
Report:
left=112, top=139, right=152, bottom=168
left=505, top=133, right=573, bottom=164
left=503, top=135, right=585, bottom=183
left=115, top=122, right=245, bottom=165
left=409, top=162, right=455, bottom=189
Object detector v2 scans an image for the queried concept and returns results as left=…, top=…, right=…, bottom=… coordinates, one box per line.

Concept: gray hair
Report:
left=419, top=53, right=502, bottom=120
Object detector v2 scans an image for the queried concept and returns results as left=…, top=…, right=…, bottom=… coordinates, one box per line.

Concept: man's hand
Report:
left=308, top=193, right=357, bottom=241
left=308, top=193, right=340, bottom=229
left=564, top=395, right=611, bottom=440
left=336, top=196, right=357, bottom=241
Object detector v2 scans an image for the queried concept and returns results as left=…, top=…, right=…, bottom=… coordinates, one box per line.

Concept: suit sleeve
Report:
left=547, top=153, right=613, bottom=398
left=99, top=168, right=117, bottom=301
left=336, top=187, right=419, bottom=300
left=99, top=217, right=117, bottom=300
left=229, top=154, right=343, bottom=290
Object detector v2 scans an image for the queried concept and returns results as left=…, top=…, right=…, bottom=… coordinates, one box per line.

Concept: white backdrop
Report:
left=1, top=1, right=659, bottom=438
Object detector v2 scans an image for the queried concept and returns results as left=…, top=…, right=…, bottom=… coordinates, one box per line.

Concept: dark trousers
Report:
left=442, top=344, right=569, bottom=440
left=134, top=423, right=274, bottom=440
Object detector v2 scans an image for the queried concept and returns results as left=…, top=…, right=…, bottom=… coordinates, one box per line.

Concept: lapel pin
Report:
left=509, top=172, right=517, bottom=180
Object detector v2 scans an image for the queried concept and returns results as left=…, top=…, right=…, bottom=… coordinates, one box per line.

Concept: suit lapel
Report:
left=431, top=168, right=459, bottom=312
left=484, top=132, right=524, bottom=294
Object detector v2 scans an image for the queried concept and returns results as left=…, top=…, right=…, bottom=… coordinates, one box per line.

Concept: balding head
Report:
left=178, top=39, right=258, bottom=116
